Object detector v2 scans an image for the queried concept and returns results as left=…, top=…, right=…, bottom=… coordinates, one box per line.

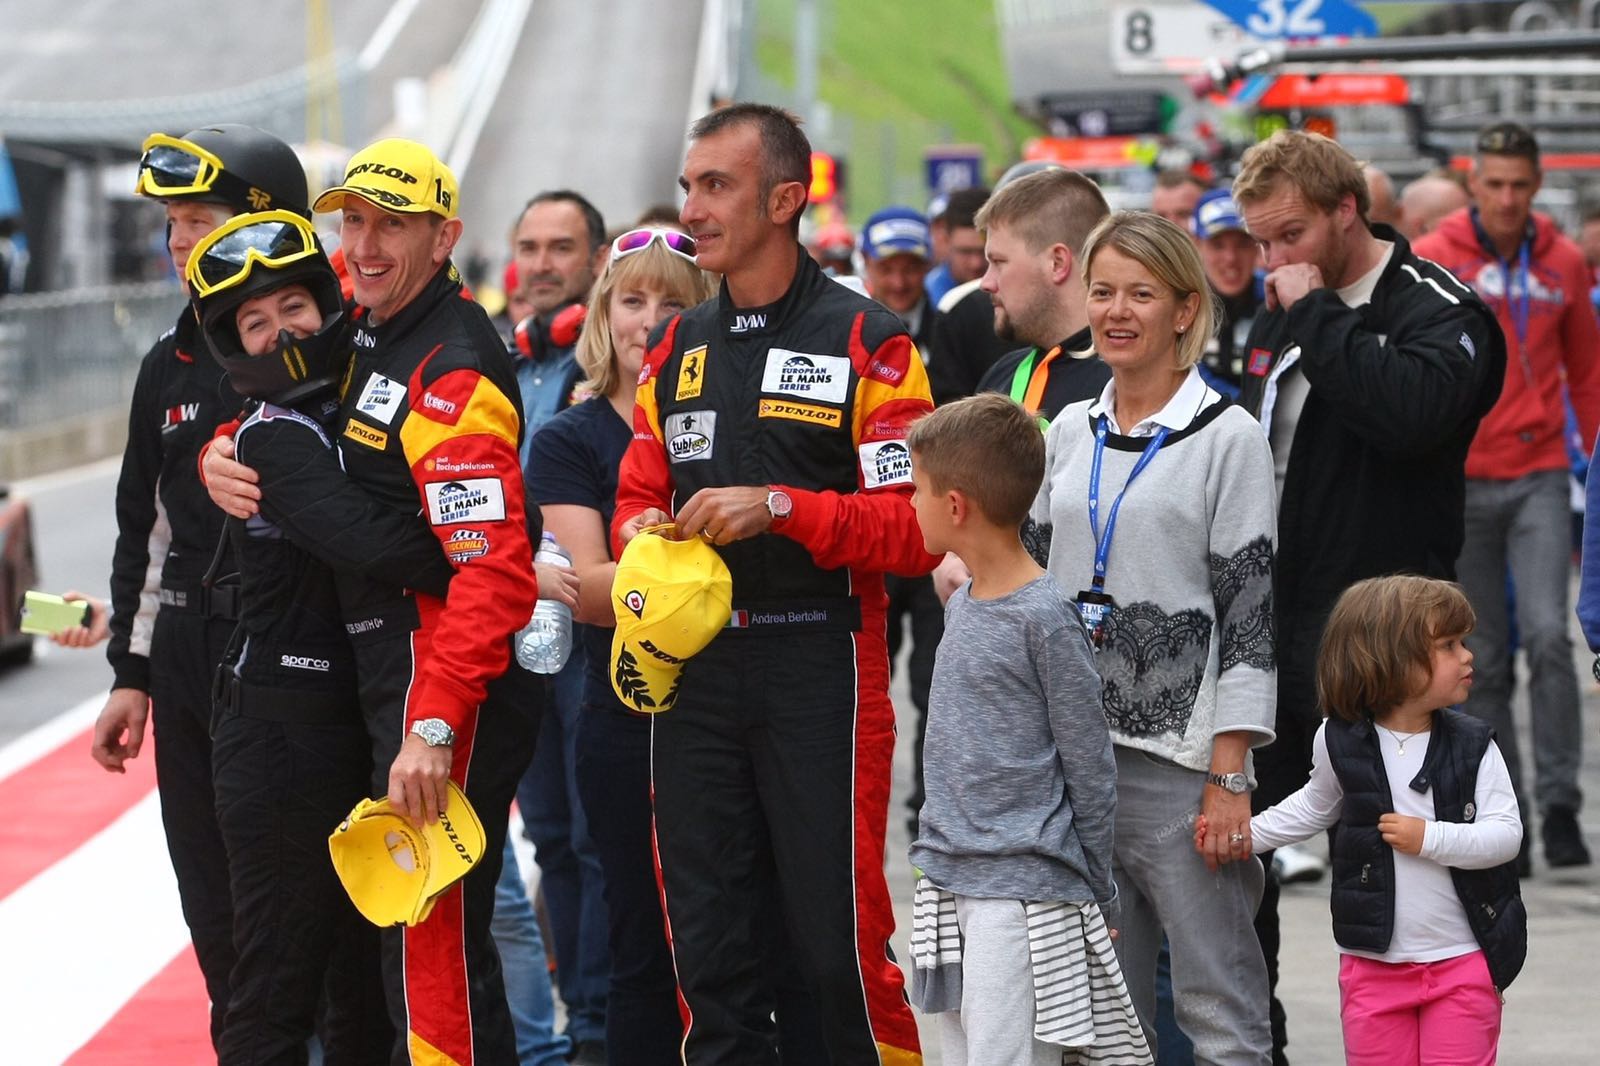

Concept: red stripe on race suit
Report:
left=849, top=613, right=923, bottom=1061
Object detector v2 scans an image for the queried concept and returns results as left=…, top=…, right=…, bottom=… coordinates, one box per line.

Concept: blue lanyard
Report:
left=1088, top=416, right=1169, bottom=591
left=1512, top=241, right=1531, bottom=352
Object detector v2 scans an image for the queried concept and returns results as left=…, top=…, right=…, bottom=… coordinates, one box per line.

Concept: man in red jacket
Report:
left=1415, top=123, right=1600, bottom=870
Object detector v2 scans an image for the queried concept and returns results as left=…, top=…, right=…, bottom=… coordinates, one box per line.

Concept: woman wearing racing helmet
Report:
left=94, top=124, right=313, bottom=1048
left=187, top=209, right=456, bottom=1064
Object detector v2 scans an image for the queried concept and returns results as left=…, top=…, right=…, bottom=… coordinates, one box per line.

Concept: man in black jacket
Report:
left=1233, top=129, right=1505, bottom=1064
left=972, top=168, right=1111, bottom=425
left=95, top=124, right=310, bottom=1047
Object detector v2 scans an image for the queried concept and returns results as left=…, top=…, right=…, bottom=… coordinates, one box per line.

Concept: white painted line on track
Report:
left=0, top=791, right=187, bottom=1065
left=11, top=456, right=122, bottom=497
left=0, top=695, right=103, bottom=784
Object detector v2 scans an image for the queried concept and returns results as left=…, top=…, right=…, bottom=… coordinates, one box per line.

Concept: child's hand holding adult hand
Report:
left=1378, top=813, right=1426, bottom=855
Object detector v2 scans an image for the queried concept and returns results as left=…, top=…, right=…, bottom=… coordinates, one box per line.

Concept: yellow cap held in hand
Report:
left=610, top=524, right=733, bottom=713
left=328, top=780, right=485, bottom=927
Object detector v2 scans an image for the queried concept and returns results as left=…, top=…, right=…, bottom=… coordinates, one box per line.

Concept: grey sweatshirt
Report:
left=909, top=574, right=1118, bottom=916
left=1033, top=377, right=1278, bottom=772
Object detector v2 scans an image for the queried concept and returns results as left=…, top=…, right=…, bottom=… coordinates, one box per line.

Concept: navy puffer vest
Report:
left=1325, top=709, right=1526, bottom=990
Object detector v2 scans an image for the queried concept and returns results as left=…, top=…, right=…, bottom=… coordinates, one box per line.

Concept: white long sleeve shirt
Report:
left=1252, top=720, right=1522, bottom=964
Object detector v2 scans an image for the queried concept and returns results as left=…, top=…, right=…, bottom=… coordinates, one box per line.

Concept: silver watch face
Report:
left=412, top=718, right=453, bottom=746
left=1212, top=771, right=1248, bottom=794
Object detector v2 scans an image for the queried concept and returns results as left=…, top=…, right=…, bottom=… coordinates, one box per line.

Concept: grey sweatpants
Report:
left=936, top=895, right=1064, bottom=1066
left=1111, top=747, right=1271, bottom=1066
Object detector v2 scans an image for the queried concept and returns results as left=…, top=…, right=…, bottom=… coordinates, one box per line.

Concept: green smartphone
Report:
left=19, top=591, right=92, bottom=636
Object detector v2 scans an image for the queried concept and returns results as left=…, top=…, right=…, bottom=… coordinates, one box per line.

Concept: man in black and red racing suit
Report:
left=613, top=104, right=937, bottom=1066
left=99, top=123, right=314, bottom=1046
left=209, top=139, right=540, bottom=1066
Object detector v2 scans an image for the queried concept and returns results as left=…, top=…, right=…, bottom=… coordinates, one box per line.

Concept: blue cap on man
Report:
left=1193, top=188, right=1247, bottom=240
left=861, top=206, right=932, bottom=261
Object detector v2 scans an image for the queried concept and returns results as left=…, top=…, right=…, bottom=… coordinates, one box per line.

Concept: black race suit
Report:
left=106, top=309, right=240, bottom=1046
left=614, top=249, right=937, bottom=1065
left=213, top=395, right=457, bottom=1065
left=332, top=263, right=541, bottom=1066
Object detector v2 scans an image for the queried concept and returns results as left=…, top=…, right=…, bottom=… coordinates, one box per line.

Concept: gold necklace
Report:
left=1378, top=724, right=1427, bottom=756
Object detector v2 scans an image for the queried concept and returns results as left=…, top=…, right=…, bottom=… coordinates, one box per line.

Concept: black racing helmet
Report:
left=136, top=124, right=310, bottom=218
left=186, top=210, right=348, bottom=405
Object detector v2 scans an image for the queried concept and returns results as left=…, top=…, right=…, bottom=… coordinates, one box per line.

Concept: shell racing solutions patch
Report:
left=859, top=439, right=913, bottom=489
left=424, top=478, right=506, bottom=526
left=664, top=411, right=716, bottom=463
left=443, top=528, right=490, bottom=563
left=761, top=349, right=850, bottom=404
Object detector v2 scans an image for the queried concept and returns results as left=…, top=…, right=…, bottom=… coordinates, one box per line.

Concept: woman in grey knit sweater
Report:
left=1031, top=211, right=1278, bottom=1065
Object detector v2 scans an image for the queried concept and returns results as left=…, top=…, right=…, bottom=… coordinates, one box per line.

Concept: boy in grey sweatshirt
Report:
left=905, top=394, right=1149, bottom=1066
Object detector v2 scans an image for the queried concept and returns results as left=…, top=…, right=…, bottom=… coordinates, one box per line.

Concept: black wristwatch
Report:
left=1592, top=654, right=1600, bottom=684
left=1206, top=771, right=1250, bottom=795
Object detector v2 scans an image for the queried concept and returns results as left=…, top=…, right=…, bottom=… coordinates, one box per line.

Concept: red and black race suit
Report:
left=613, top=248, right=937, bottom=1065
left=332, top=262, right=540, bottom=1066
left=105, top=308, right=242, bottom=1046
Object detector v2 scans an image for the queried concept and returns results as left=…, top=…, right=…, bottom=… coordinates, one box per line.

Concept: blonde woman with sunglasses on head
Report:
left=523, top=227, right=712, bottom=1064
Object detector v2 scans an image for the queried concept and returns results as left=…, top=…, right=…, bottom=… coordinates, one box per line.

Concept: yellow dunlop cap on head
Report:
left=312, top=138, right=458, bottom=218
left=610, top=525, right=733, bottom=713
left=328, top=780, right=485, bottom=927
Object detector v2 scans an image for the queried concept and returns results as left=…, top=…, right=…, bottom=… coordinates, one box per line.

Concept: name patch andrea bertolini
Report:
left=424, top=478, right=506, bottom=525
left=761, top=349, right=849, bottom=404
left=665, top=411, right=716, bottom=463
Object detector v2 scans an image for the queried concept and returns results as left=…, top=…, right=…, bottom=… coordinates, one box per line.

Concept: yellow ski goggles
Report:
left=186, top=210, right=321, bottom=300
left=134, top=133, right=227, bottom=199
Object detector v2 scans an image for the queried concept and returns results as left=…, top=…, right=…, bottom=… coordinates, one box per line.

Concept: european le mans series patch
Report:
left=761, top=349, right=849, bottom=404
left=355, top=372, right=406, bottom=424
left=424, top=478, right=506, bottom=526
left=859, top=439, right=913, bottom=488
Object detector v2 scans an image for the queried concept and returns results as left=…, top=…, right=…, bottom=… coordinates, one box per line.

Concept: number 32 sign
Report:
left=1204, top=0, right=1375, bottom=39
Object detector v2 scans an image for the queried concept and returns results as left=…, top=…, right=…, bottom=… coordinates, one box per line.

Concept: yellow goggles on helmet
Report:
left=134, top=132, right=226, bottom=199
left=186, top=209, right=320, bottom=300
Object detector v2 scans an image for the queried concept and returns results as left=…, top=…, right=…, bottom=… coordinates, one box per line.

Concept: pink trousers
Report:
left=1338, top=951, right=1502, bottom=1065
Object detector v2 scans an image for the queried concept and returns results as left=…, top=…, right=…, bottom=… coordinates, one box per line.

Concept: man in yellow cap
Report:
left=207, top=137, right=540, bottom=1065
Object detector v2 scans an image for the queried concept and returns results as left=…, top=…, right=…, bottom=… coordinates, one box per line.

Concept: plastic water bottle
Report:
left=516, top=533, right=573, bottom=673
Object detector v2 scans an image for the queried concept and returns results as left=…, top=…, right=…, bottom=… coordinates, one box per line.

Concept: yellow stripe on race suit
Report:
left=877, top=1041, right=923, bottom=1066
left=851, top=334, right=932, bottom=448
left=636, top=366, right=665, bottom=443
left=399, top=372, right=519, bottom=466
left=408, top=1030, right=467, bottom=1066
